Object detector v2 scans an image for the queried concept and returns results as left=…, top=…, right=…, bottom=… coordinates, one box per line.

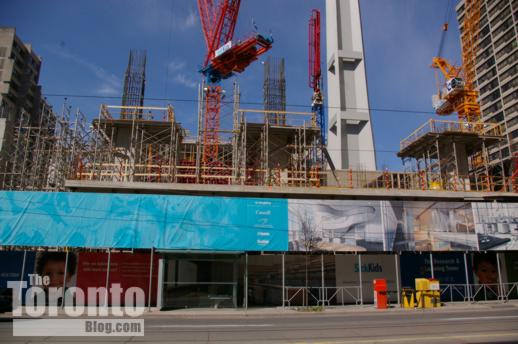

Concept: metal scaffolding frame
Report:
left=0, top=100, right=89, bottom=191
left=398, top=119, right=507, bottom=191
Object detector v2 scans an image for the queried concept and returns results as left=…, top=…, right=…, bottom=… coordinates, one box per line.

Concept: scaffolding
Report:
left=0, top=100, right=89, bottom=191
left=2, top=88, right=517, bottom=193
left=263, top=57, right=286, bottom=126
left=398, top=119, right=506, bottom=191
left=75, top=104, right=182, bottom=183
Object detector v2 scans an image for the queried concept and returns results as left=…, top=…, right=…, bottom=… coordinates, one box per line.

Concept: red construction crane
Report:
left=197, top=0, right=273, bottom=174
left=308, top=9, right=325, bottom=144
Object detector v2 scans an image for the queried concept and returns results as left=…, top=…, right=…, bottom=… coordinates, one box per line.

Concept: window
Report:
left=479, top=24, right=490, bottom=39
left=480, top=78, right=499, bottom=96
left=478, top=67, right=497, bottom=85
left=0, top=47, right=6, bottom=57
left=478, top=35, right=492, bottom=52
left=492, top=16, right=513, bottom=37
left=481, top=89, right=501, bottom=106
left=501, top=64, right=517, bottom=82
left=495, top=40, right=517, bottom=61
left=494, top=29, right=514, bottom=50
left=476, top=57, right=495, bottom=76
left=498, top=51, right=518, bottom=70
left=477, top=45, right=493, bottom=63
left=501, top=147, right=510, bottom=158
left=488, top=111, right=504, bottom=123
left=501, top=77, right=518, bottom=94
left=506, top=115, right=518, bottom=128
left=505, top=103, right=518, bottom=116
left=489, top=5, right=511, bottom=27
left=503, top=91, right=518, bottom=105
left=484, top=100, right=503, bottom=115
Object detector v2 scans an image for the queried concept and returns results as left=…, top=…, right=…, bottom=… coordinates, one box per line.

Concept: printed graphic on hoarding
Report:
left=288, top=200, right=384, bottom=251
left=472, top=202, right=518, bottom=250
left=0, top=251, right=35, bottom=309
left=505, top=252, right=518, bottom=283
left=385, top=201, right=478, bottom=251
left=335, top=254, right=397, bottom=303
left=399, top=253, right=469, bottom=290
left=76, top=252, right=158, bottom=306
left=288, top=200, right=479, bottom=252
left=0, top=191, right=288, bottom=251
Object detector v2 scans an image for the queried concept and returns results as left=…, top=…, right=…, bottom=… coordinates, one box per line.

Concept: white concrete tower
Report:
left=326, top=0, right=376, bottom=170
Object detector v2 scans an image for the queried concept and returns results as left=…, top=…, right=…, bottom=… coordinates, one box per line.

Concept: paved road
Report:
left=1, top=306, right=518, bottom=343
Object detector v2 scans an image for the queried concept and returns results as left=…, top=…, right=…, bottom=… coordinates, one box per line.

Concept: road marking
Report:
left=151, top=324, right=273, bottom=328
left=297, top=331, right=518, bottom=344
left=445, top=315, right=518, bottom=321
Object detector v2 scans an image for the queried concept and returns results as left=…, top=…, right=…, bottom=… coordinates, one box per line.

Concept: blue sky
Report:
left=1, top=0, right=461, bottom=170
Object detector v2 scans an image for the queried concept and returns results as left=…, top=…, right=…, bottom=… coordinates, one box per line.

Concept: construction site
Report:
left=0, top=0, right=516, bottom=195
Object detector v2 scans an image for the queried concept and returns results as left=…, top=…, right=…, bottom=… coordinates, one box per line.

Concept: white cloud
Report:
left=181, top=10, right=197, bottom=29
left=168, top=60, right=186, bottom=72
left=97, top=84, right=120, bottom=97
left=50, top=47, right=121, bottom=97
left=128, top=1, right=198, bottom=33
left=173, top=74, right=198, bottom=89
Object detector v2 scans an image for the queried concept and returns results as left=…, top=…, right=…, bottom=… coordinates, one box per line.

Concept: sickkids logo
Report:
left=7, top=273, right=146, bottom=317
left=354, top=263, right=383, bottom=273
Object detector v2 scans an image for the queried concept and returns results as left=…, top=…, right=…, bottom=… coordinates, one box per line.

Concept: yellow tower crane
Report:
left=431, top=0, right=481, bottom=123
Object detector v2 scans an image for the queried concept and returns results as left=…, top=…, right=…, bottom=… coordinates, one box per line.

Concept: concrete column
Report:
left=325, top=0, right=376, bottom=170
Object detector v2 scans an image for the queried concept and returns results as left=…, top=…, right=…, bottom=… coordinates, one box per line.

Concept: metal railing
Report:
left=439, top=282, right=518, bottom=303
left=283, top=286, right=362, bottom=307
left=400, top=119, right=502, bottom=151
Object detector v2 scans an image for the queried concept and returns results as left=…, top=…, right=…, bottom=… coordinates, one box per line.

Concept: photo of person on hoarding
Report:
left=472, top=253, right=499, bottom=300
left=34, top=252, right=77, bottom=305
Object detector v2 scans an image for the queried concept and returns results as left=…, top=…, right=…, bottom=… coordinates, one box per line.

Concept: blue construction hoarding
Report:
left=1, top=191, right=518, bottom=251
left=0, top=191, right=288, bottom=251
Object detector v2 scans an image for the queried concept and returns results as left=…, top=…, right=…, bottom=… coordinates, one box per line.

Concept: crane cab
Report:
left=446, top=77, right=465, bottom=95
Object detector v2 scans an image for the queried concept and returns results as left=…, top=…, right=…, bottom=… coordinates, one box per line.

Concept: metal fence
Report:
left=440, top=282, right=518, bottom=303
left=283, top=286, right=362, bottom=307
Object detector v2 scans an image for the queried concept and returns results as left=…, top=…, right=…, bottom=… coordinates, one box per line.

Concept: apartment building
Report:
left=457, top=0, right=518, bottom=173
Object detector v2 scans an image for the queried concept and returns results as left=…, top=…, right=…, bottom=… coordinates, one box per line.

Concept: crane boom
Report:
left=196, top=0, right=273, bottom=178
left=308, top=9, right=321, bottom=90
left=308, top=9, right=325, bottom=145
left=198, top=0, right=241, bottom=68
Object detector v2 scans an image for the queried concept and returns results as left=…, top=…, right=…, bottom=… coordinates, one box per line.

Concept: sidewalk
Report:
left=4, top=300, right=517, bottom=319
left=143, top=300, right=518, bottom=318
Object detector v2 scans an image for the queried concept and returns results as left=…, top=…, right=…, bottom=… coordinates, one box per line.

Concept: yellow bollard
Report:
left=402, top=288, right=415, bottom=309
